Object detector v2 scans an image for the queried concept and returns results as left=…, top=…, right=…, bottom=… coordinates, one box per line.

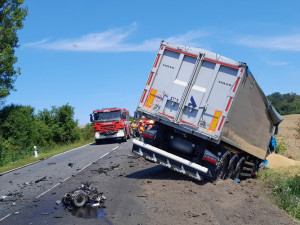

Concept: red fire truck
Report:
left=90, top=108, right=131, bottom=144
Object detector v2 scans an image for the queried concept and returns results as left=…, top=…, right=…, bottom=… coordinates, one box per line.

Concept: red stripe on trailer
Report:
left=142, top=132, right=155, bottom=139
left=147, top=72, right=154, bottom=85
left=158, top=112, right=174, bottom=119
left=203, top=156, right=217, bottom=164
left=218, top=116, right=225, bottom=131
left=225, top=97, right=233, bottom=112
left=140, top=90, right=147, bottom=103
left=233, top=77, right=240, bottom=93
left=154, top=54, right=161, bottom=68
left=161, top=45, right=164, bottom=50
left=165, top=46, right=198, bottom=58
left=203, top=58, right=239, bottom=70
left=180, top=120, right=197, bottom=127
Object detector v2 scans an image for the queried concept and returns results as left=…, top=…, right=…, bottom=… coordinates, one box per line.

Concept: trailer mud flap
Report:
left=132, top=139, right=210, bottom=181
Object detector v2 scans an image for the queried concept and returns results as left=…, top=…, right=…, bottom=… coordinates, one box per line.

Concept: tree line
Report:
left=0, top=104, right=93, bottom=166
left=267, top=92, right=300, bottom=115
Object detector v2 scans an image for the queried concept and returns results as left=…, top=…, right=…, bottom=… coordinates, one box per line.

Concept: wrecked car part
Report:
left=35, top=176, right=46, bottom=183
left=62, top=181, right=105, bottom=210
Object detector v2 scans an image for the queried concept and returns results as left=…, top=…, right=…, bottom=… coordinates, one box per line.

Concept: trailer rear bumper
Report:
left=132, top=139, right=209, bottom=181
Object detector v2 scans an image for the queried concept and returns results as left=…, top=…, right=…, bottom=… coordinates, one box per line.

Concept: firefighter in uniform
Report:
left=131, top=121, right=138, bottom=137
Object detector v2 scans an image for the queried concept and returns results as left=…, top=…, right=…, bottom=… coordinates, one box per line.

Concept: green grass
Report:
left=276, top=141, right=287, bottom=154
left=0, top=139, right=94, bottom=174
left=258, top=168, right=300, bottom=222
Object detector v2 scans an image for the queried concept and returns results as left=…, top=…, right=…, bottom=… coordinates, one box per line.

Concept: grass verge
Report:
left=0, top=139, right=94, bottom=174
left=258, top=167, right=300, bottom=222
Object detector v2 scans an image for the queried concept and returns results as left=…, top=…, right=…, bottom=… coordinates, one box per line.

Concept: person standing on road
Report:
left=131, top=121, right=138, bottom=137
left=139, top=121, right=145, bottom=135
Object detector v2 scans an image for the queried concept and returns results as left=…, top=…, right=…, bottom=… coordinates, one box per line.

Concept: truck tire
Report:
left=234, top=157, right=245, bottom=179
left=225, top=154, right=238, bottom=179
left=214, top=151, right=230, bottom=180
left=123, top=129, right=128, bottom=142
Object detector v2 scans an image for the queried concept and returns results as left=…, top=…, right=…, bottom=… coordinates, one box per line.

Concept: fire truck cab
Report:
left=90, top=108, right=131, bottom=144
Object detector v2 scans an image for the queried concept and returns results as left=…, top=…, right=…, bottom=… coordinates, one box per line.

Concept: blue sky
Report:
left=5, top=0, right=300, bottom=125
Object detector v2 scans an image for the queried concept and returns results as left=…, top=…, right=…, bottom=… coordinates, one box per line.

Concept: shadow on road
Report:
left=126, top=165, right=207, bottom=185
left=90, top=139, right=125, bottom=146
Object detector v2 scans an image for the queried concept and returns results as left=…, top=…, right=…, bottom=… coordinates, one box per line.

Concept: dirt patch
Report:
left=267, top=153, right=300, bottom=169
left=276, top=114, right=300, bottom=160
left=139, top=167, right=297, bottom=225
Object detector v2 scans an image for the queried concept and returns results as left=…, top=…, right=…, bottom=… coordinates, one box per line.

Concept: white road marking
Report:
left=35, top=182, right=61, bottom=199
left=111, top=146, right=119, bottom=151
left=35, top=145, right=120, bottom=199
left=0, top=214, right=11, bottom=222
left=0, top=142, right=93, bottom=176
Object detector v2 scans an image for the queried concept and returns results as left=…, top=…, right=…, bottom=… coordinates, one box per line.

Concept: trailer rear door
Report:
left=139, top=43, right=243, bottom=141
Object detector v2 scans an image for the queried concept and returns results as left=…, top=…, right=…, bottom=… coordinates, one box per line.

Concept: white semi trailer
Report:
left=132, top=41, right=283, bottom=181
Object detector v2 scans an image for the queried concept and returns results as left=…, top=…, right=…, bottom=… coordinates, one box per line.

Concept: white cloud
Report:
left=22, top=38, right=49, bottom=47
left=236, top=34, right=300, bottom=51
left=22, top=23, right=209, bottom=52
left=265, top=61, right=288, bottom=66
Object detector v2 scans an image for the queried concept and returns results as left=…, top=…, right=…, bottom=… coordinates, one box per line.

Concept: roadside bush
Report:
left=0, top=105, right=39, bottom=165
left=259, top=169, right=300, bottom=220
left=0, top=103, right=90, bottom=167
left=37, top=105, right=80, bottom=144
left=78, top=123, right=94, bottom=141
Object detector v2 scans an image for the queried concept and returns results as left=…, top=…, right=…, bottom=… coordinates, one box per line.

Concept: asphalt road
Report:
left=0, top=138, right=154, bottom=224
left=1, top=138, right=296, bottom=225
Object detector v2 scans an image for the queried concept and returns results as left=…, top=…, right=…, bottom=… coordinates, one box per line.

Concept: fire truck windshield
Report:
left=94, top=110, right=121, bottom=122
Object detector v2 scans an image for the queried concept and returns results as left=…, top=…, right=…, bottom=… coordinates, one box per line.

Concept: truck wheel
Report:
left=123, top=129, right=128, bottom=142
left=234, top=157, right=245, bottom=179
left=214, top=151, right=230, bottom=180
left=95, top=139, right=102, bottom=145
left=225, top=155, right=238, bottom=179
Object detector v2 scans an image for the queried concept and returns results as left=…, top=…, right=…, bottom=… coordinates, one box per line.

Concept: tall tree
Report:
left=0, top=0, right=27, bottom=99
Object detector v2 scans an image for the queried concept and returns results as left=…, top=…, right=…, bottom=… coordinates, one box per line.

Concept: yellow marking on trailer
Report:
left=204, top=129, right=214, bottom=134
left=209, top=110, right=222, bottom=132
left=145, top=89, right=157, bottom=109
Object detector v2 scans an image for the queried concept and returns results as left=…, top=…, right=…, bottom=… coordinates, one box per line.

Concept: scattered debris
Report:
left=35, top=176, right=47, bottom=183
left=137, top=194, right=148, bottom=198
left=147, top=180, right=152, bottom=184
left=14, top=211, right=20, bottom=215
left=91, top=164, right=120, bottom=175
left=11, top=202, right=17, bottom=206
left=48, top=162, right=56, bottom=165
left=0, top=196, right=8, bottom=201
left=41, top=212, right=49, bottom=215
left=127, top=154, right=139, bottom=159
left=53, top=216, right=62, bottom=218
left=68, top=163, right=74, bottom=168
left=62, top=181, right=105, bottom=210
left=76, top=167, right=81, bottom=171
left=23, top=182, right=30, bottom=186
left=234, top=178, right=240, bottom=183
left=14, top=173, right=20, bottom=175
left=56, top=200, right=61, bottom=205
